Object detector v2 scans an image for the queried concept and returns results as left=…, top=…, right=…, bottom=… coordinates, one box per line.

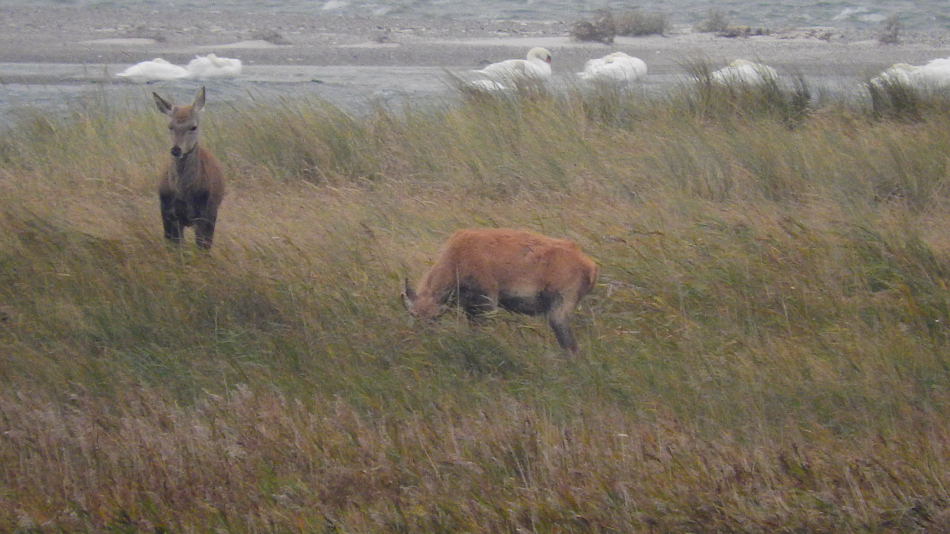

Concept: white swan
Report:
left=577, top=52, right=647, bottom=84
left=710, top=59, right=778, bottom=86
left=116, top=54, right=243, bottom=82
left=116, top=58, right=189, bottom=82
left=467, top=79, right=510, bottom=93
left=185, top=54, right=243, bottom=79
left=873, top=63, right=916, bottom=86
left=873, top=57, right=950, bottom=89
left=473, top=47, right=553, bottom=86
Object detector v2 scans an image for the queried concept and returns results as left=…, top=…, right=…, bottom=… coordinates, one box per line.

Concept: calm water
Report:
left=7, top=0, right=948, bottom=31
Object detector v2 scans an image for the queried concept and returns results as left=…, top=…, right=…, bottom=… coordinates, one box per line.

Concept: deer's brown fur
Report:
left=153, top=87, right=225, bottom=250
left=404, top=228, right=598, bottom=356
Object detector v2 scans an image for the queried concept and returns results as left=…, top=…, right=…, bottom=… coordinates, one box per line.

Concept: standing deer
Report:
left=403, top=228, right=599, bottom=356
left=153, top=87, right=225, bottom=249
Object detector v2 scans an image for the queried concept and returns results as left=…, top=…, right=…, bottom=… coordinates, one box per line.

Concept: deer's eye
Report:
left=190, top=125, right=198, bottom=131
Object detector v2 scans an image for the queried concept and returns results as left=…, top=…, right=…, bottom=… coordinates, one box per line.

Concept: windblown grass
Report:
left=0, top=81, right=947, bottom=532
left=680, top=59, right=811, bottom=128
left=867, top=76, right=950, bottom=123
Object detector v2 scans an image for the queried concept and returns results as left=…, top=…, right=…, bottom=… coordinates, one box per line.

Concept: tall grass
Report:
left=867, top=75, right=950, bottom=124
left=679, top=59, right=811, bottom=128
left=0, top=80, right=947, bottom=532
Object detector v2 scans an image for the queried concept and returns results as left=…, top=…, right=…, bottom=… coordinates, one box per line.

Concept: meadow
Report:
left=0, top=75, right=947, bottom=532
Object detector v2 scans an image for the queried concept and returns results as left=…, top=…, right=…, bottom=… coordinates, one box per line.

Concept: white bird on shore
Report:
left=577, top=52, right=647, bottom=84
left=473, top=47, right=553, bottom=86
left=873, top=57, right=950, bottom=89
left=874, top=63, right=917, bottom=86
left=117, top=54, right=242, bottom=82
left=467, top=78, right=510, bottom=93
left=185, top=54, right=243, bottom=79
left=710, top=59, right=778, bottom=86
left=116, top=58, right=189, bottom=82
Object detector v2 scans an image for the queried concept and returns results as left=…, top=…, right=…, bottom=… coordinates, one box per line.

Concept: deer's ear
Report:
left=153, top=92, right=174, bottom=115
left=192, top=86, right=206, bottom=112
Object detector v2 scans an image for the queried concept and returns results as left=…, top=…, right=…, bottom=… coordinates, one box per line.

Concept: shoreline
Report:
left=2, top=5, right=948, bottom=68
left=1, top=5, right=948, bottom=121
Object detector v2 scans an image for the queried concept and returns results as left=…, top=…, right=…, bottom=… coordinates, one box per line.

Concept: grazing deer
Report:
left=403, top=228, right=599, bottom=356
left=153, top=87, right=225, bottom=249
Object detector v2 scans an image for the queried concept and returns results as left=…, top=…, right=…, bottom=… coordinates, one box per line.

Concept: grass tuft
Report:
left=694, top=9, right=731, bottom=33
left=571, top=8, right=668, bottom=43
left=878, top=14, right=903, bottom=45
left=614, top=9, right=669, bottom=37
left=570, top=9, right=616, bottom=44
left=865, top=76, right=950, bottom=123
left=680, top=59, right=811, bottom=128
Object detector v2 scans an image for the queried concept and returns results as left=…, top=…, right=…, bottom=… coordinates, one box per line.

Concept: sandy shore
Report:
left=1, top=4, right=948, bottom=118
left=3, top=5, right=949, bottom=71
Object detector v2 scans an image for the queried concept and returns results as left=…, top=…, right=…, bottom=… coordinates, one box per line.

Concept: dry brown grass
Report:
left=3, top=387, right=944, bottom=532
left=0, top=85, right=947, bottom=532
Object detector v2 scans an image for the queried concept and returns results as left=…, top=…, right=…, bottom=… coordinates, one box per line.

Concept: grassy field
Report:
left=0, top=78, right=947, bottom=532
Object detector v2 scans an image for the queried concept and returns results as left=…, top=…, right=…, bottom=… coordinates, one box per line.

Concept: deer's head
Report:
left=153, top=87, right=206, bottom=159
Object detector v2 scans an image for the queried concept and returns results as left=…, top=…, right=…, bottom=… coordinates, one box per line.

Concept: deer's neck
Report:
left=173, top=146, right=201, bottom=189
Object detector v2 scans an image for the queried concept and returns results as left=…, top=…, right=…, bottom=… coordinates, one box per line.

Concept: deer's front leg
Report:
left=160, top=192, right=183, bottom=244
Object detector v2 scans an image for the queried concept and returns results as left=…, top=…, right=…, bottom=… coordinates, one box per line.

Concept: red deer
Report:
left=403, top=228, right=599, bottom=356
left=153, top=86, right=225, bottom=249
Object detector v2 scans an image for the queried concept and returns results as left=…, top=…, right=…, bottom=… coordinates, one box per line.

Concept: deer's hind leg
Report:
left=192, top=190, right=217, bottom=250
left=194, top=213, right=217, bottom=250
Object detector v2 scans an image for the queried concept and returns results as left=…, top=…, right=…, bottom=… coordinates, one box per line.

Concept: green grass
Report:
left=0, top=81, right=947, bottom=532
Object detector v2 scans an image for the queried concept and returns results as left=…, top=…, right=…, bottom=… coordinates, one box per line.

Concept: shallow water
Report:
left=8, top=0, right=948, bottom=31
left=0, top=59, right=898, bottom=126
left=1, top=0, right=946, bottom=124
left=0, top=63, right=457, bottom=122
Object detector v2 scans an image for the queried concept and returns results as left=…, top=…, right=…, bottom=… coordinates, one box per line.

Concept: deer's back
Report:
left=442, top=228, right=596, bottom=293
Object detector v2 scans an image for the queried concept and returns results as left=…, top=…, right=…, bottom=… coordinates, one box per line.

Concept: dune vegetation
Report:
left=0, top=74, right=947, bottom=532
